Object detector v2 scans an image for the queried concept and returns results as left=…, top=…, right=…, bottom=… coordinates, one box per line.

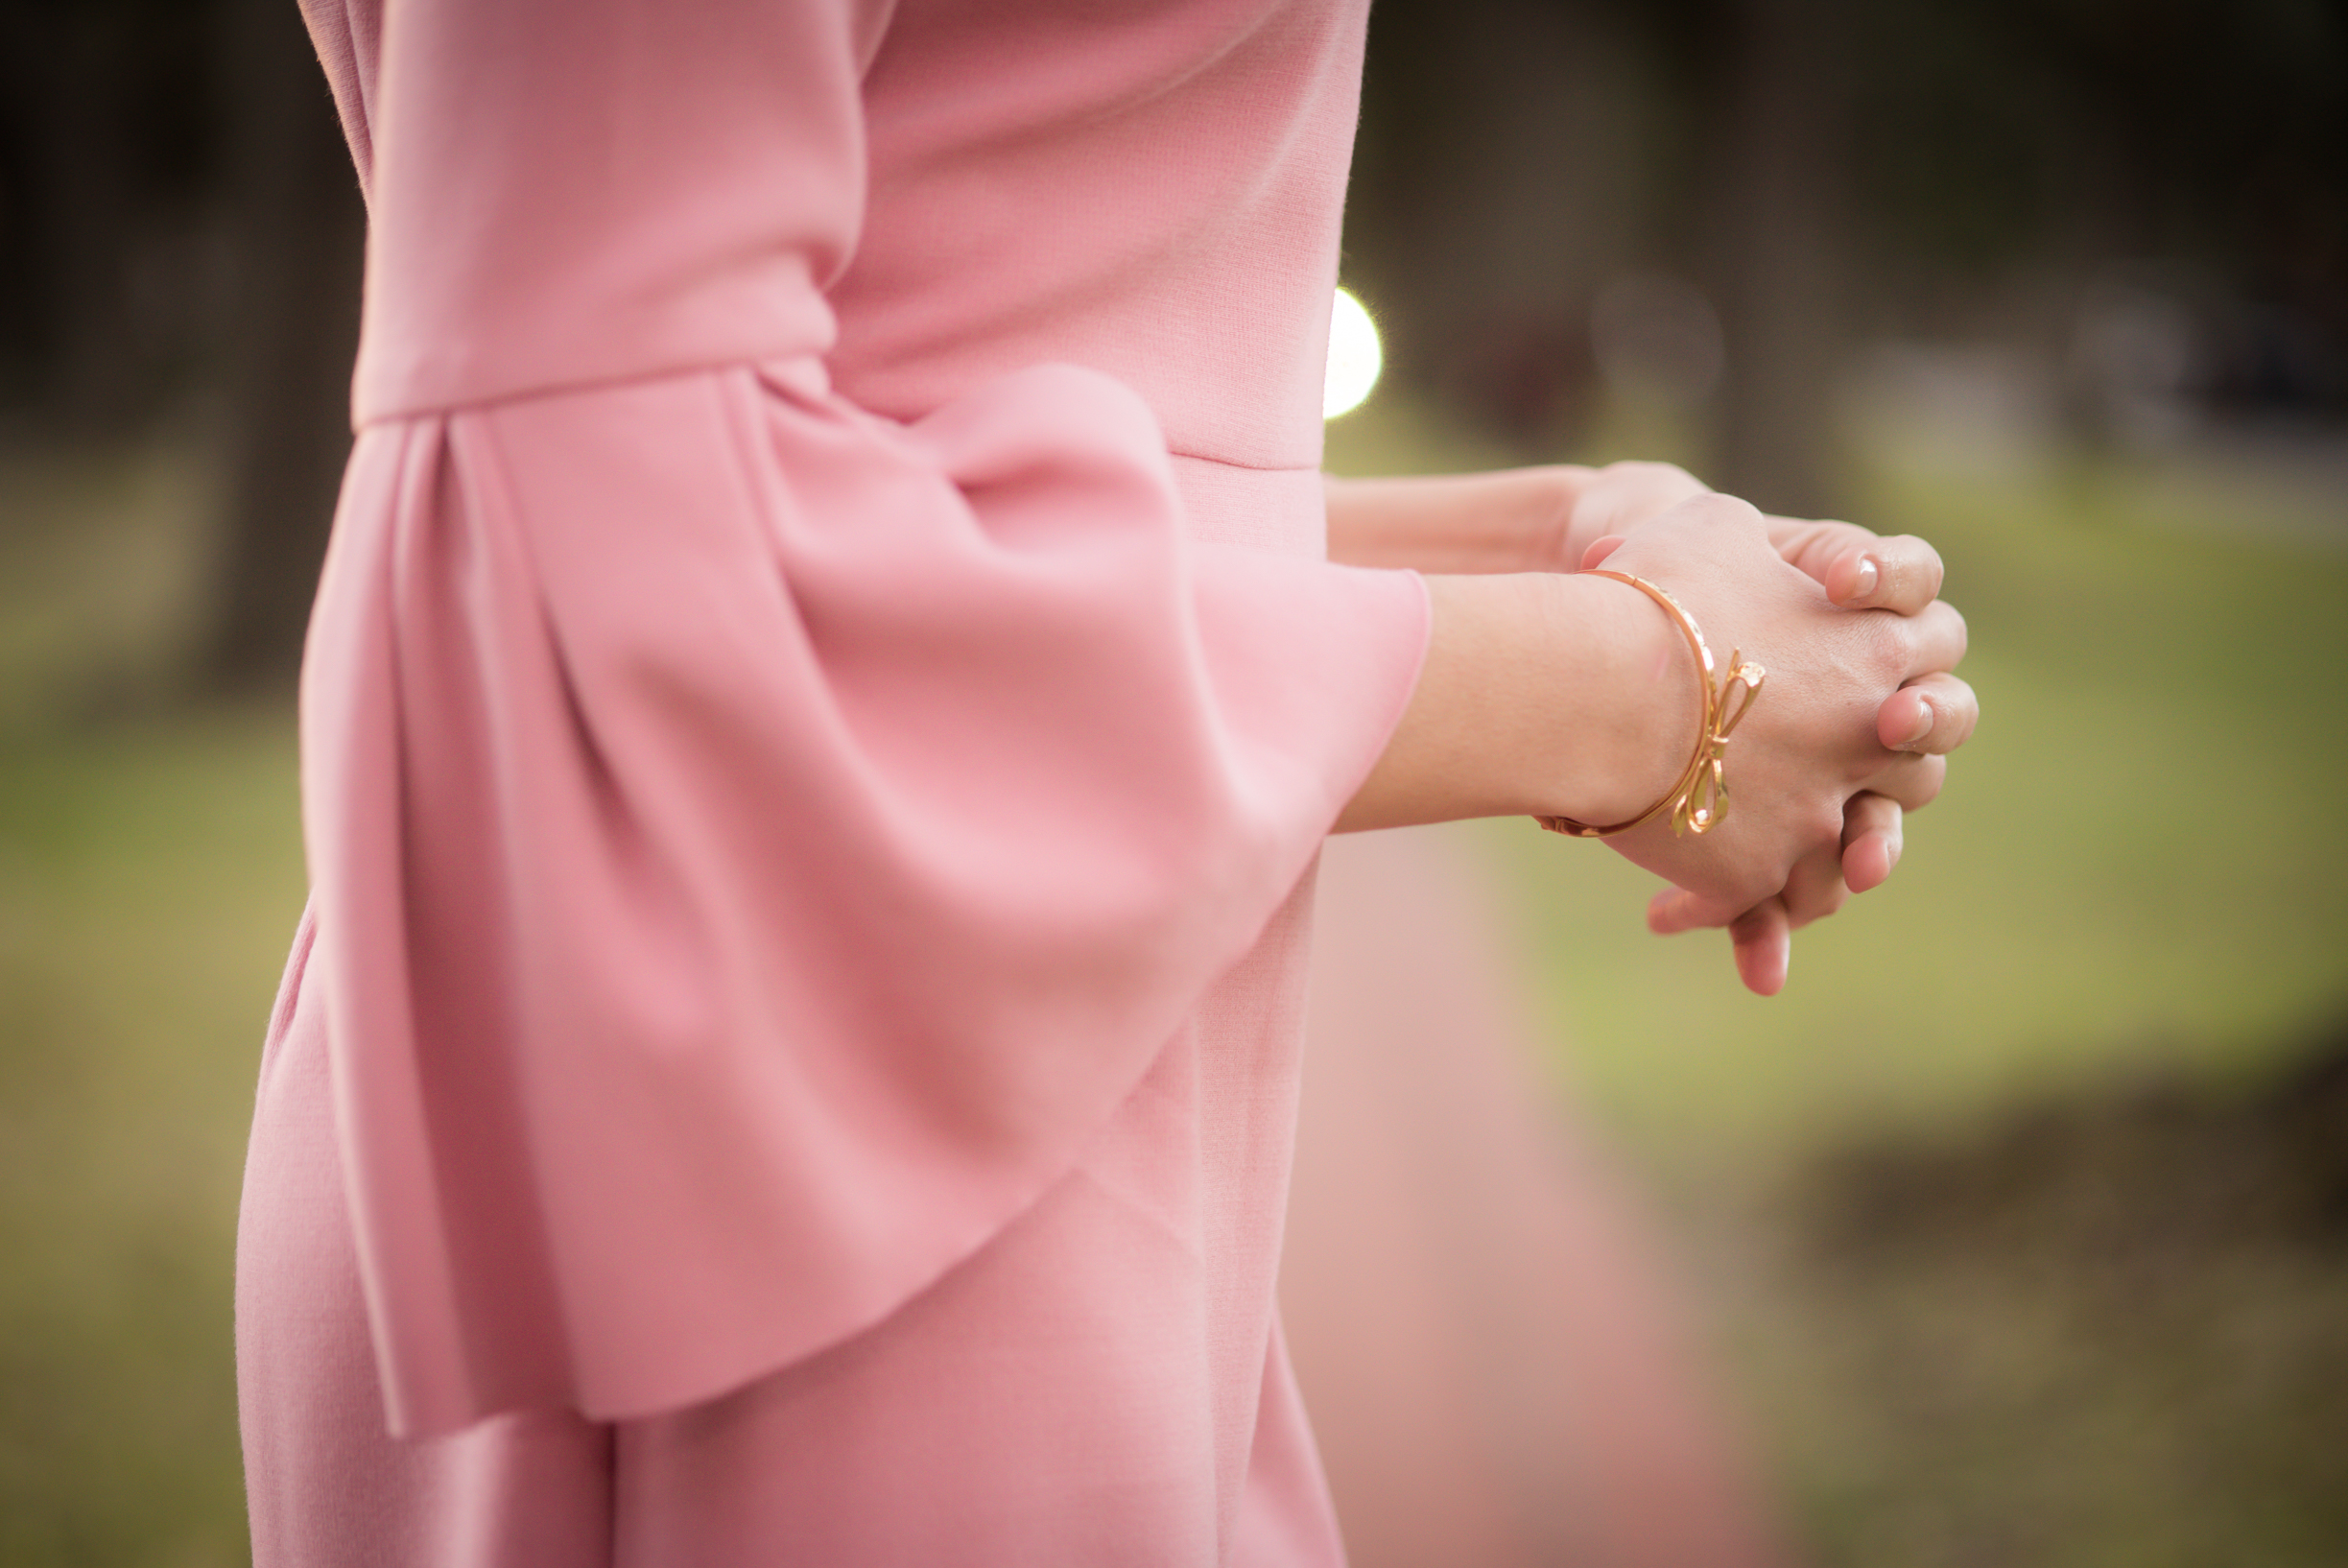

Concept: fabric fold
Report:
left=294, top=0, right=1425, bottom=1445
left=301, top=357, right=1428, bottom=1436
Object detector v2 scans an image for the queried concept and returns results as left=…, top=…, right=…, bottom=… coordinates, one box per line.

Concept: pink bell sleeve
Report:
left=296, top=0, right=1430, bottom=1438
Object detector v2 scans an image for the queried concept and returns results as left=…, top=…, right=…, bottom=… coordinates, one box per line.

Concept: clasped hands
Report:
left=1326, top=462, right=1978, bottom=996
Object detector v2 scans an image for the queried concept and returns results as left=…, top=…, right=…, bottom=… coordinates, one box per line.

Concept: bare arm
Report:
left=1328, top=463, right=1954, bottom=618
left=1330, top=470, right=1979, bottom=994
left=1335, top=569, right=1701, bottom=834
left=1340, top=493, right=1959, bottom=901
left=1322, top=466, right=1597, bottom=576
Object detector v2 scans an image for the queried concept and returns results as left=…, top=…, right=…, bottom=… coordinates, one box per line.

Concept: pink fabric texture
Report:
left=240, top=0, right=1428, bottom=1559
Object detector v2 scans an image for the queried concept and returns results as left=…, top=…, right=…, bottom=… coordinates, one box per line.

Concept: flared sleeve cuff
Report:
left=299, top=357, right=1428, bottom=1437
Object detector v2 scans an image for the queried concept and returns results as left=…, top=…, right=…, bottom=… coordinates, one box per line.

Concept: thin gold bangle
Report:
left=1534, top=570, right=1766, bottom=840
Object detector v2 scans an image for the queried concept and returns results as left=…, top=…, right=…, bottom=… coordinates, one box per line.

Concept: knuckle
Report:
left=1913, top=599, right=1967, bottom=662
left=1917, top=542, right=1948, bottom=597
left=1888, top=535, right=1945, bottom=593
left=1848, top=792, right=1900, bottom=834
left=1930, top=687, right=1977, bottom=748
left=1859, top=612, right=1912, bottom=682
left=1685, top=491, right=1764, bottom=532
left=1718, top=860, right=1780, bottom=915
left=1909, top=753, right=1949, bottom=806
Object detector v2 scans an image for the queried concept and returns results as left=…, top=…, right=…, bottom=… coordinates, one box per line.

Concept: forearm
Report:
left=1336, top=571, right=1698, bottom=832
left=1329, top=474, right=1977, bottom=994
left=1323, top=468, right=1593, bottom=575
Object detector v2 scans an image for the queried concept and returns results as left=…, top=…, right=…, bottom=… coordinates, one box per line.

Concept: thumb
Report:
left=1648, top=885, right=1743, bottom=935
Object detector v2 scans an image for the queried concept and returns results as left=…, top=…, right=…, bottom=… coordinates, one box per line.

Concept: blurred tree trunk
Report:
left=0, top=3, right=147, bottom=430
left=202, top=0, right=363, bottom=692
left=1345, top=0, right=1642, bottom=451
left=1702, top=0, right=1849, bottom=518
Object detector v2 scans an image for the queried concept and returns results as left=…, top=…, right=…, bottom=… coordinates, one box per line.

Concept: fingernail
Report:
left=1853, top=556, right=1880, bottom=601
left=1902, top=701, right=1934, bottom=749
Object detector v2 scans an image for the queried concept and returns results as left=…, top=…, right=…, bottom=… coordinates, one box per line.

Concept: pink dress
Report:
left=235, top=0, right=1429, bottom=1561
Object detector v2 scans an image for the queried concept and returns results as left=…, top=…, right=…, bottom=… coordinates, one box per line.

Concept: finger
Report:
left=1856, top=749, right=1948, bottom=812
left=1839, top=792, right=1904, bottom=892
left=1766, top=517, right=1880, bottom=586
left=1895, top=599, right=1969, bottom=680
left=1729, top=897, right=1791, bottom=996
left=1579, top=534, right=1628, bottom=571
left=1780, top=843, right=1850, bottom=931
left=1876, top=672, right=1980, bottom=755
left=1825, top=534, right=1945, bottom=613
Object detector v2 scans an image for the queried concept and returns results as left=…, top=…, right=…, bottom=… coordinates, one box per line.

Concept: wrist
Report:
left=1542, top=571, right=1705, bottom=827
left=1334, top=567, right=1705, bottom=833
left=1541, top=571, right=1763, bottom=837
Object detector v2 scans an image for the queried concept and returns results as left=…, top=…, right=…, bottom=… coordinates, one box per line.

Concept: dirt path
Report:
left=1281, top=826, right=1790, bottom=1568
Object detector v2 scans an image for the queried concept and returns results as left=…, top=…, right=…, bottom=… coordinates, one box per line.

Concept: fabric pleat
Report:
left=292, top=0, right=1424, bottom=1441
left=302, top=352, right=1423, bottom=1437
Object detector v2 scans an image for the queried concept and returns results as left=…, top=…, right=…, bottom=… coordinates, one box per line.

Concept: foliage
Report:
left=0, top=711, right=301, bottom=1568
left=1331, top=395, right=2348, bottom=1565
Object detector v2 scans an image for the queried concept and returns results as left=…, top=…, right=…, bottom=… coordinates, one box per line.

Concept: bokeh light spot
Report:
left=1324, top=287, right=1383, bottom=419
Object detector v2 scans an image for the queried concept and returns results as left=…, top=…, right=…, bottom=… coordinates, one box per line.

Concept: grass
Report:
left=1744, top=1051, right=2348, bottom=1568
left=0, top=707, right=304, bottom=1568
left=1331, top=395, right=2348, bottom=1176
left=1, top=400, right=2343, bottom=1564
left=1330, top=392, right=2348, bottom=1567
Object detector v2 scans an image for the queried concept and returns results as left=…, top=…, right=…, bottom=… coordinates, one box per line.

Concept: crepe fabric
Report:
left=236, top=0, right=1431, bottom=1562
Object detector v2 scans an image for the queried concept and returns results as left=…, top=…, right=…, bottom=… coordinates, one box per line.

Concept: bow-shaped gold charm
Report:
left=1670, top=653, right=1766, bottom=836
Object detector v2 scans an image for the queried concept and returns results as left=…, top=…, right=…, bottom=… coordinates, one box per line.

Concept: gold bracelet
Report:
left=1534, top=570, right=1766, bottom=840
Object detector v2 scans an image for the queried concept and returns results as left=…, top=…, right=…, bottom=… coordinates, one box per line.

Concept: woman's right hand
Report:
left=1582, top=493, right=1968, bottom=990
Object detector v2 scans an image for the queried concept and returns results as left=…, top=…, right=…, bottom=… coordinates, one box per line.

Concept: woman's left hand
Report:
left=1326, top=463, right=1980, bottom=993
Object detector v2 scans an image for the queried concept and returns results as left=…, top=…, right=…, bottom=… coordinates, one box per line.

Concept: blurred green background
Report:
left=2, top=0, right=2344, bottom=1563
